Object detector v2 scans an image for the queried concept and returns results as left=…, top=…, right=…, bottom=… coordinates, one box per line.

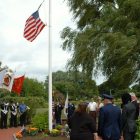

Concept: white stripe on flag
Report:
left=64, top=93, right=69, bottom=117
left=0, top=69, right=7, bottom=87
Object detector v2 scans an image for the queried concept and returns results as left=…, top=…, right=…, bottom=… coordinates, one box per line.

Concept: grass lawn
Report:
left=36, top=108, right=48, bottom=114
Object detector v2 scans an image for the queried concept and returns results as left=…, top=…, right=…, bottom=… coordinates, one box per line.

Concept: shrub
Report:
left=43, top=129, right=50, bottom=135
left=32, top=112, right=48, bottom=131
left=50, top=129, right=61, bottom=137
left=55, top=124, right=63, bottom=130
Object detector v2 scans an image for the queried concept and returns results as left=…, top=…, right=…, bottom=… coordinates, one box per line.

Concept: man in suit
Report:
left=129, top=92, right=139, bottom=119
left=122, top=92, right=139, bottom=140
left=98, top=93, right=122, bottom=140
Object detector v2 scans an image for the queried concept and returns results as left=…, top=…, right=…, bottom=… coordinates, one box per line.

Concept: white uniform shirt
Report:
left=87, top=102, right=97, bottom=111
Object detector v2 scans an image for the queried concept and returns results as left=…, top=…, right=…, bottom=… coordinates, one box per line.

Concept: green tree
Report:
left=61, top=0, right=140, bottom=90
left=21, top=77, right=47, bottom=99
left=45, top=70, right=98, bottom=99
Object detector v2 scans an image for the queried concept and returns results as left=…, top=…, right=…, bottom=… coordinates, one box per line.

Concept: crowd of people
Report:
left=0, top=100, right=29, bottom=129
left=0, top=92, right=139, bottom=140
left=64, top=92, right=139, bottom=140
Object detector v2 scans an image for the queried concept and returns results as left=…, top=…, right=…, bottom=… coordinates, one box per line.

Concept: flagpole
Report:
left=48, top=0, right=52, bottom=130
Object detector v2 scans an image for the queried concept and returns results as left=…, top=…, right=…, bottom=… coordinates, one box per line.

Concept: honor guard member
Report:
left=19, top=101, right=28, bottom=127
left=10, top=101, right=18, bottom=127
left=67, top=100, right=75, bottom=120
left=67, top=100, right=75, bottom=126
left=54, top=102, right=64, bottom=125
left=0, top=100, right=9, bottom=129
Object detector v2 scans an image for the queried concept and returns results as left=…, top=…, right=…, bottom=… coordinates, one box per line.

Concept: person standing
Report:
left=97, top=96, right=104, bottom=111
left=54, top=102, right=63, bottom=125
left=68, top=102, right=96, bottom=140
left=121, top=92, right=138, bottom=140
left=10, top=101, right=18, bottom=127
left=129, top=92, right=139, bottom=119
left=19, top=101, right=28, bottom=127
left=96, top=97, right=104, bottom=120
left=87, top=98, right=97, bottom=123
left=0, top=100, right=9, bottom=129
left=98, top=93, right=121, bottom=140
left=67, top=101, right=75, bottom=120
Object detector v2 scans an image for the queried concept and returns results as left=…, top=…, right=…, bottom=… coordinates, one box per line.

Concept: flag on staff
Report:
left=23, top=10, right=46, bottom=42
left=0, top=70, right=15, bottom=92
left=0, top=68, right=7, bottom=87
left=12, top=75, right=25, bottom=95
left=64, top=93, right=69, bottom=117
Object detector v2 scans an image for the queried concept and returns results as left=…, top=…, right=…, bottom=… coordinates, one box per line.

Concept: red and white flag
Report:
left=23, top=10, right=46, bottom=42
left=0, top=69, right=7, bottom=87
left=0, top=69, right=15, bottom=92
left=12, top=75, right=25, bottom=95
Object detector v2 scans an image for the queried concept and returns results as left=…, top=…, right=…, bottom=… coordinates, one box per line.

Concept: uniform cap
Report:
left=102, top=93, right=113, bottom=99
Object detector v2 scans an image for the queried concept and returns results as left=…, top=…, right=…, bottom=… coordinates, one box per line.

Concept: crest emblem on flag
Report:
left=3, top=73, right=12, bottom=86
left=0, top=70, right=15, bottom=92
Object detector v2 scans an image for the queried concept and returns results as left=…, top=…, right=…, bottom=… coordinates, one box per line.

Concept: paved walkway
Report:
left=0, top=127, right=22, bottom=140
left=0, top=127, right=68, bottom=140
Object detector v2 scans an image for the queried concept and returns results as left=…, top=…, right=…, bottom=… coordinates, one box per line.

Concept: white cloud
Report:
left=0, top=0, right=104, bottom=85
left=0, top=0, right=75, bottom=82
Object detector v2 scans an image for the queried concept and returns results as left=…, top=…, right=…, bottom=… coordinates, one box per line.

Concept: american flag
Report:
left=23, top=11, right=46, bottom=42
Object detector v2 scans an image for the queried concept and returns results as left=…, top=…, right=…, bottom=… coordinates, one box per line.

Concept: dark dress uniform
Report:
left=67, top=103, right=75, bottom=119
left=98, top=103, right=121, bottom=140
left=67, top=103, right=75, bottom=125
left=54, top=103, right=63, bottom=125
left=10, top=103, right=17, bottom=127
left=98, top=94, right=121, bottom=140
left=0, top=102, right=9, bottom=129
left=69, top=112, right=96, bottom=140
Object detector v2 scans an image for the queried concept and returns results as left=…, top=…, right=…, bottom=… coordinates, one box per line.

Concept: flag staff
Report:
left=48, top=0, right=53, bottom=130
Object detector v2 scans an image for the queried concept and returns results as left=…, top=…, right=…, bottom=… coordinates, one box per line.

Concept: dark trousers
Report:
left=123, top=132, right=135, bottom=140
left=70, top=133, right=94, bottom=140
left=89, top=111, right=97, bottom=123
left=55, top=115, right=61, bottom=124
left=20, top=112, right=27, bottom=126
left=10, top=113, right=17, bottom=127
left=1, top=112, right=8, bottom=128
left=102, top=138, right=119, bottom=140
